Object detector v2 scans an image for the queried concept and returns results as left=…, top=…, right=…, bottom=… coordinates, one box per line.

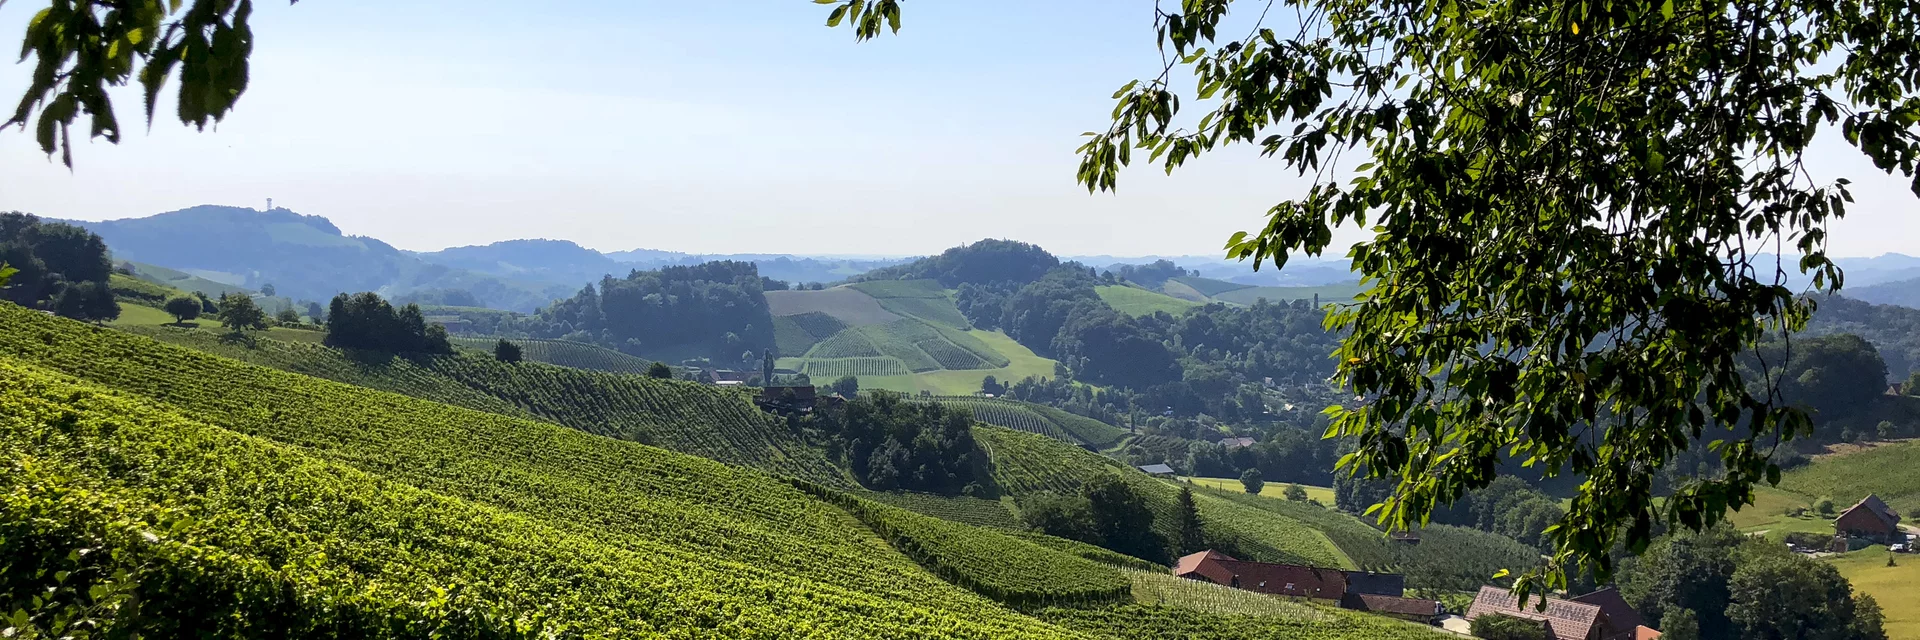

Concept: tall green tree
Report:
left=1175, top=487, right=1205, bottom=554
left=163, top=296, right=201, bottom=324
left=216, top=293, right=267, bottom=333
left=819, top=0, right=1920, bottom=595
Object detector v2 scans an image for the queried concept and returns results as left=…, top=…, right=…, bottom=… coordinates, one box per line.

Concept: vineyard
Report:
left=810, top=328, right=887, bottom=358
left=117, top=325, right=849, bottom=485
left=934, top=396, right=1128, bottom=448
left=1124, top=570, right=1329, bottom=619
left=1186, top=483, right=1397, bottom=571
left=1014, top=533, right=1167, bottom=571
left=796, top=482, right=1134, bottom=607
left=773, top=311, right=849, bottom=356
left=862, top=491, right=1023, bottom=530
left=1780, top=439, right=1920, bottom=513
left=449, top=336, right=655, bottom=375
left=797, top=356, right=915, bottom=378
left=1036, top=600, right=1448, bottom=640
left=0, top=308, right=1085, bottom=638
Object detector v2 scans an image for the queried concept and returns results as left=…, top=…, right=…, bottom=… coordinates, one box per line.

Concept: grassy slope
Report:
left=1209, top=284, right=1367, bottom=306
left=1170, top=276, right=1255, bottom=297
left=4, top=305, right=1424, bottom=638
left=1189, top=477, right=1337, bottom=505
left=0, top=307, right=1074, bottom=638
left=119, top=326, right=849, bottom=485
left=1827, top=547, right=1920, bottom=640
left=1778, top=440, right=1920, bottom=513
left=976, top=426, right=1349, bottom=569
left=1097, top=285, right=1200, bottom=317
left=933, top=396, right=1129, bottom=449
left=772, top=283, right=1059, bottom=395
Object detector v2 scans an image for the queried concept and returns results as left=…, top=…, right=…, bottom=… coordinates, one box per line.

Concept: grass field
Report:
left=1189, top=477, right=1337, bottom=504
left=766, top=287, right=903, bottom=326
left=1827, top=546, right=1920, bottom=639
left=1210, top=283, right=1367, bottom=306
left=1097, top=285, right=1200, bottom=317
left=1780, top=440, right=1920, bottom=514
left=111, top=302, right=328, bottom=344
left=1170, top=276, right=1255, bottom=297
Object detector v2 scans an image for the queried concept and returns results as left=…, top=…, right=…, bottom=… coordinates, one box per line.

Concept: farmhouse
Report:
left=1833, top=494, right=1903, bottom=544
left=1220, top=436, right=1257, bottom=450
left=1174, top=551, right=1440, bottom=623
left=1465, top=586, right=1645, bottom=640
left=755, top=385, right=819, bottom=413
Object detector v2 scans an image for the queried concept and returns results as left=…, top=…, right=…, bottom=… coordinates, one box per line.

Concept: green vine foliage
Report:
left=823, top=0, right=1920, bottom=599
left=7, top=0, right=286, bottom=167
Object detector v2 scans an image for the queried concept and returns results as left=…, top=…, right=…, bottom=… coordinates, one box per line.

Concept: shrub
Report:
left=164, top=296, right=202, bottom=324
left=1815, top=497, right=1836, bottom=517
left=494, top=339, right=523, bottom=363
left=1283, top=484, right=1308, bottom=502
left=1239, top=468, right=1264, bottom=494
left=646, top=362, right=673, bottom=379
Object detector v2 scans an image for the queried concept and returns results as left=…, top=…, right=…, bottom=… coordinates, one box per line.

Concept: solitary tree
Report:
left=164, top=296, right=201, bottom=324
left=494, top=339, right=523, bottom=363
left=1175, top=487, right=1205, bottom=555
left=275, top=307, right=301, bottom=325
left=1283, top=484, right=1309, bottom=502
left=830, top=375, right=860, bottom=398
left=216, top=293, right=267, bottom=334
left=647, top=362, right=674, bottom=379
left=1239, top=468, right=1264, bottom=495
left=260, top=283, right=276, bottom=297
left=306, top=301, right=324, bottom=323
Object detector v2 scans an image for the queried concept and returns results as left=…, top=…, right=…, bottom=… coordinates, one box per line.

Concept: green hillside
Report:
left=1778, top=441, right=1920, bottom=513
left=771, top=283, right=1059, bottom=395
left=0, top=303, right=1442, bottom=638
left=117, top=325, right=848, bottom=485
left=976, top=426, right=1350, bottom=569
left=1169, top=276, right=1255, bottom=297
left=449, top=336, right=655, bottom=375
left=1210, top=284, right=1366, bottom=306
left=1097, top=285, right=1200, bottom=317
left=0, top=306, right=1071, bottom=638
left=934, top=395, right=1130, bottom=448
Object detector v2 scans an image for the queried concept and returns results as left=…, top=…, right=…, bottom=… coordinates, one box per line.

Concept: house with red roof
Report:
left=1834, top=494, right=1903, bottom=544
left=1465, top=585, right=1643, bottom=640
left=1173, top=550, right=1441, bottom=624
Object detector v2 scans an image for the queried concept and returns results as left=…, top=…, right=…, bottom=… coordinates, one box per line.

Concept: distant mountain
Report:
left=413, top=239, right=626, bottom=289
left=1845, top=276, right=1920, bottom=309
left=69, top=205, right=573, bottom=312
left=1073, top=254, right=1357, bottom=287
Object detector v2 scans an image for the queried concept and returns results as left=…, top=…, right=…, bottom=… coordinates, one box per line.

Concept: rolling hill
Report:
left=0, top=302, right=1446, bottom=639
left=770, top=279, right=1057, bottom=395
left=932, top=395, right=1130, bottom=449
left=448, top=335, right=657, bottom=375
left=1160, top=276, right=1366, bottom=307
left=72, top=205, right=575, bottom=311
left=1096, top=284, right=1200, bottom=317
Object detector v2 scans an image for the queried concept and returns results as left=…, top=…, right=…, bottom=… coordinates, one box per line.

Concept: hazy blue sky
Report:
left=2, top=1, right=1915, bottom=258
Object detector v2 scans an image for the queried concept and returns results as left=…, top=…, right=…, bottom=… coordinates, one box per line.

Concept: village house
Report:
left=1219, top=436, right=1257, bottom=450
left=1833, top=494, right=1903, bottom=545
left=1465, top=586, right=1649, bottom=640
left=754, top=385, right=819, bottom=413
left=1174, top=551, right=1442, bottom=625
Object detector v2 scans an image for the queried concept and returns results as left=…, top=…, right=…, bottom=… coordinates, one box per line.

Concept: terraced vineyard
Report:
left=1125, top=570, right=1330, bottom=618
left=773, top=310, right=850, bottom=356
left=0, top=306, right=1080, bottom=638
left=933, top=396, right=1129, bottom=448
left=449, top=336, right=655, bottom=375
left=797, top=482, right=1133, bottom=607
left=798, top=356, right=915, bottom=378
left=863, top=491, right=1023, bottom=530
left=977, top=426, right=1130, bottom=494
left=122, top=326, right=849, bottom=485
left=1036, top=601, right=1446, bottom=640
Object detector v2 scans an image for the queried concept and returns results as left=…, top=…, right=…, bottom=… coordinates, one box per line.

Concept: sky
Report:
left=1, top=1, right=1916, bottom=258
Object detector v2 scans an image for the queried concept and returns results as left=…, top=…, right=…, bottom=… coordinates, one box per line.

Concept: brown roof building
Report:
left=1465, top=586, right=1640, bottom=640
left=1174, top=550, right=1440, bottom=623
left=1834, top=494, right=1903, bottom=543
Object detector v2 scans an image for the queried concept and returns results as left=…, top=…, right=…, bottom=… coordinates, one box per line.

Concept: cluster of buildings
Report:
left=1173, top=551, right=1446, bottom=624
left=1173, top=549, right=1661, bottom=639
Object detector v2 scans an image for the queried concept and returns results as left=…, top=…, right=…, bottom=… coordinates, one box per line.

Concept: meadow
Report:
left=1188, top=477, right=1337, bottom=505
left=1827, top=546, right=1920, bottom=640
left=1096, top=285, right=1200, bottom=317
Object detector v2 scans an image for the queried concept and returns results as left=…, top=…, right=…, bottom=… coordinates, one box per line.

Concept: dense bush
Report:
left=325, top=292, right=453, bottom=354
left=0, top=211, right=117, bottom=321
left=524, top=260, right=775, bottom=358
left=815, top=391, right=984, bottom=494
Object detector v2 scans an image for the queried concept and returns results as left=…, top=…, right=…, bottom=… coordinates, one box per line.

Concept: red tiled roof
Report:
left=1572, top=587, right=1644, bottom=632
left=1341, top=592, right=1442, bottom=617
left=1212, top=559, right=1348, bottom=599
left=1636, top=626, right=1663, bottom=640
left=1173, top=550, right=1237, bottom=585
left=1466, top=586, right=1606, bottom=640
